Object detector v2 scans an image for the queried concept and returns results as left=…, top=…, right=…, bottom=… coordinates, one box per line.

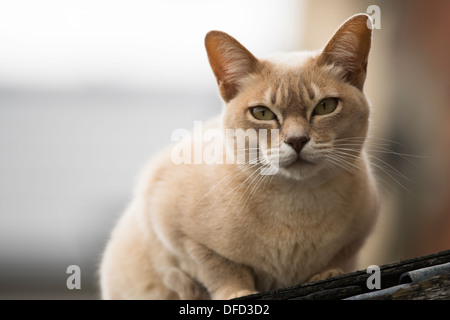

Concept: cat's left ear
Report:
left=318, top=14, right=373, bottom=91
left=205, top=31, right=259, bottom=102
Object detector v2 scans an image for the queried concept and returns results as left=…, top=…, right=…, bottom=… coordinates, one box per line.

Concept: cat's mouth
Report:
left=281, top=153, right=315, bottom=168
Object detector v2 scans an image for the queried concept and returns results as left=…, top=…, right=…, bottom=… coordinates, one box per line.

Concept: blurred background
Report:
left=0, top=0, right=449, bottom=299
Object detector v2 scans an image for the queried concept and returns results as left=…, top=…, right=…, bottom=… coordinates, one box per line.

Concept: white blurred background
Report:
left=0, top=0, right=303, bottom=298
left=1, top=0, right=449, bottom=299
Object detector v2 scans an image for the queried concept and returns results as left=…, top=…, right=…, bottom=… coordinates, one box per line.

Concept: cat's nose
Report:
left=285, top=135, right=310, bottom=153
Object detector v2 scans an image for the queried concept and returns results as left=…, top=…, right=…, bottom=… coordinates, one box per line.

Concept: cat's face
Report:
left=206, top=14, right=373, bottom=182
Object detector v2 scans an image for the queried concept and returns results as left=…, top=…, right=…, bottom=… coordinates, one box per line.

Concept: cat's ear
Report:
left=318, top=14, right=372, bottom=91
left=205, top=31, right=259, bottom=102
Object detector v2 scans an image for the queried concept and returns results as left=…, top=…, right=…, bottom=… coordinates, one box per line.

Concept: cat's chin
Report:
left=276, top=162, right=317, bottom=181
left=284, top=156, right=314, bottom=168
left=275, top=160, right=331, bottom=184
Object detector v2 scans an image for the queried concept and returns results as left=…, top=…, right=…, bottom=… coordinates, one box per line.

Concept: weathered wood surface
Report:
left=369, top=273, right=450, bottom=300
left=237, top=250, right=450, bottom=300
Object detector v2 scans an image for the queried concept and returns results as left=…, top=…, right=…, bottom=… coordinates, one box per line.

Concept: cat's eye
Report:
left=313, top=98, right=338, bottom=116
left=250, top=106, right=276, bottom=121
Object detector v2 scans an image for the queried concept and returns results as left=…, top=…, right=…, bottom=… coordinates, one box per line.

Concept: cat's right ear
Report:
left=318, top=14, right=373, bottom=91
left=205, top=31, right=259, bottom=102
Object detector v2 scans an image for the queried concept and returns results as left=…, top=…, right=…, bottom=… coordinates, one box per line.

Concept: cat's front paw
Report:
left=307, top=268, right=345, bottom=282
left=225, top=289, right=259, bottom=300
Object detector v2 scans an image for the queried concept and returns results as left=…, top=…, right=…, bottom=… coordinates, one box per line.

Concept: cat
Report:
left=100, top=13, right=379, bottom=300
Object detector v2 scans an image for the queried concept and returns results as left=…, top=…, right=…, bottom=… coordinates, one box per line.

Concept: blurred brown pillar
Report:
left=402, top=0, right=450, bottom=256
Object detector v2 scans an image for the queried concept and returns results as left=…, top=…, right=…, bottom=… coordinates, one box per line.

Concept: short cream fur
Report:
left=100, top=14, right=379, bottom=300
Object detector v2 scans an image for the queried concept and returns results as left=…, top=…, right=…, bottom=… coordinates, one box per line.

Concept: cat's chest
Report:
left=237, top=187, right=352, bottom=288
left=252, top=186, right=335, bottom=225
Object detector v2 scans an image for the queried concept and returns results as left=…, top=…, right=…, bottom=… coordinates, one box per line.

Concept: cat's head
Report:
left=205, top=14, right=373, bottom=182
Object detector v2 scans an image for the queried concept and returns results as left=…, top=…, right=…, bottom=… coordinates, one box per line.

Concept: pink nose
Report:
left=285, top=135, right=310, bottom=153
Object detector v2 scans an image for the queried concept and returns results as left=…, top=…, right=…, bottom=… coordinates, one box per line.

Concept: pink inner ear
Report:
left=318, top=14, right=372, bottom=90
left=205, top=31, right=259, bottom=102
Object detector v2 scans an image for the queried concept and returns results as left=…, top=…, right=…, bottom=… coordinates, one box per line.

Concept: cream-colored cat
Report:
left=100, top=14, right=379, bottom=300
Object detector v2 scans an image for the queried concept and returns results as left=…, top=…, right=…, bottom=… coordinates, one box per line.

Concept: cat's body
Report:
left=100, top=14, right=379, bottom=300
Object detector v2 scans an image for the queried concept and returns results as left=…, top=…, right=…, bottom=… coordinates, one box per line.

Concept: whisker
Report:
left=333, top=143, right=427, bottom=163
left=330, top=149, right=412, bottom=194
left=332, top=148, right=413, bottom=183
left=323, top=154, right=362, bottom=176
left=223, top=165, right=263, bottom=213
left=199, top=152, right=270, bottom=213
left=233, top=168, right=269, bottom=215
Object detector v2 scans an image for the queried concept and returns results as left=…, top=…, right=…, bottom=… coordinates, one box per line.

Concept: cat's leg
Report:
left=307, top=242, right=361, bottom=283
left=163, top=267, right=210, bottom=299
left=307, top=268, right=345, bottom=282
left=184, top=239, right=258, bottom=300
left=100, top=210, right=178, bottom=300
left=100, top=237, right=177, bottom=299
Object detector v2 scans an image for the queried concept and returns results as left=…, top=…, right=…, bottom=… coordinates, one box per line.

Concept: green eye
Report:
left=251, top=106, right=276, bottom=120
left=313, top=98, right=338, bottom=116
